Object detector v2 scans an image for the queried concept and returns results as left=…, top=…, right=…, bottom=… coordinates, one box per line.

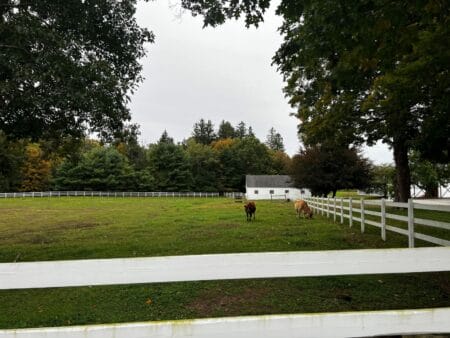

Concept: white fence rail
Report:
left=0, top=248, right=449, bottom=337
left=0, top=191, right=242, bottom=198
left=306, top=197, right=450, bottom=248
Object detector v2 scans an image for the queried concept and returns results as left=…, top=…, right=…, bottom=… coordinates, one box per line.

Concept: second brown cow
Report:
left=294, top=199, right=313, bottom=219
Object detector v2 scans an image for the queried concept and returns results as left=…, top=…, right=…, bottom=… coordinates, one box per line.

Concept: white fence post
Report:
left=360, top=198, right=365, bottom=233
left=349, top=198, right=353, bottom=227
left=340, top=198, right=344, bottom=224
left=326, top=197, right=330, bottom=218
left=333, top=197, right=336, bottom=222
left=408, top=198, right=415, bottom=248
left=381, top=198, right=386, bottom=241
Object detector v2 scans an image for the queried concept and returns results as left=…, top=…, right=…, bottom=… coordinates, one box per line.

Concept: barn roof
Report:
left=246, top=175, right=296, bottom=188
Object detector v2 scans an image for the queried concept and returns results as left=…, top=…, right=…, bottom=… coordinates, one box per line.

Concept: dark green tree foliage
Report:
left=235, top=121, right=247, bottom=138
left=291, top=145, right=372, bottom=197
left=367, top=164, right=396, bottom=198
left=273, top=1, right=450, bottom=202
left=192, top=119, right=216, bottom=145
left=217, top=136, right=273, bottom=191
left=0, top=133, right=25, bottom=191
left=217, top=120, right=235, bottom=139
left=265, top=127, right=285, bottom=152
left=410, top=151, right=449, bottom=198
left=53, top=147, right=144, bottom=191
left=147, top=131, right=192, bottom=191
left=113, top=124, right=148, bottom=170
left=186, top=140, right=220, bottom=191
left=180, top=0, right=270, bottom=27
left=0, top=0, right=153, bottom=141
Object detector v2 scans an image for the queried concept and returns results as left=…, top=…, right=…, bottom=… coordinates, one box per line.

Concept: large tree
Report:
left=181, top=0, right=449, bottom=202
left=291, top=145, right=372, bottom=197
left=0, top=0, right=153, bottom=141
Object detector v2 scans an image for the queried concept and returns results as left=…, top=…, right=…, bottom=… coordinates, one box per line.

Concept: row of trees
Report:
left=2, top=122, right=446, bottom=196
left=0, top=121, right=292, bottom=192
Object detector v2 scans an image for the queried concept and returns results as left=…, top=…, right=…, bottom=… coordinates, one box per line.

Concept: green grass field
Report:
left=0, top=197, right=449, bottom=329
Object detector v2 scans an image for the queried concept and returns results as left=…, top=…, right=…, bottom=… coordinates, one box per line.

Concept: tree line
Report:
left=0, top=120, right=292, bottom=192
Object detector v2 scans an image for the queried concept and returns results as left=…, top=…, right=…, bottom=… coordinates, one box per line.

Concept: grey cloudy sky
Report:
left=129, top=1, right=392, bottom=164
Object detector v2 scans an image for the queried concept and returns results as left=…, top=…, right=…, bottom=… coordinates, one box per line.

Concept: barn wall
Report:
left=245, top=187, right=311, bottom=200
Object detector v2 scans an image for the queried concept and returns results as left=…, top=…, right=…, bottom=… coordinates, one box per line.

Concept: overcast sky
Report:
left=129, top=1, right=393, bottom=164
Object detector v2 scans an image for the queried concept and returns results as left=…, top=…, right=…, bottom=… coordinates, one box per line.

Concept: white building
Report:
left=245, top=175, right=311, bottom=200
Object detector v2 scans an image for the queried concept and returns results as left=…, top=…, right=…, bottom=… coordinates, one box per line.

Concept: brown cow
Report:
left=244, top=201, right=256, bottom=221
left=294, top=199, right=313, bottom=219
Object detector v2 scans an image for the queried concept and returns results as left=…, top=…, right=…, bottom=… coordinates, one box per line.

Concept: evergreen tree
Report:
left=265, top=127, right=285, bottom=152
left=192, top=119, right=216, bottom=145
left=217, top=120, right=235, bottom=139
left=186, top=140, right=220, bottom=191
left=147, top=132, right=192, bottom=191
left=235, top=121, right=247, bottom=138
left=53, top=147, right=137, bottom=191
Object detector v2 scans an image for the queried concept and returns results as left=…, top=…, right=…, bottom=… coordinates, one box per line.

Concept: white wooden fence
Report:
left=1, top=248, right=449, bottom=337
left=306, top=197, right=450, bottom=248
left=0, top=191, right=230, bottom=198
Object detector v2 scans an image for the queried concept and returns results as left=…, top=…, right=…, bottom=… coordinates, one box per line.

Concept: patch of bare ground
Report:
left=187, top=287, right=269, bottom=317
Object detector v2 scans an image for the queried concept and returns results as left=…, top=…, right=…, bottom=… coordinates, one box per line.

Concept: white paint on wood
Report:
left=1, top=308, right=449, bottom=338
left=360, top=199, right=365, bottom=233
left=408, top=198, right=415, bottom=248
left=381, top=198, right=386, bottom=241
left=414, top=203, right=450, bottom=212
left=333, top=198, right=336, bottom=222
left=414, top=217, right=450, bottom=230
left=414, top=233, right=450, bottom=247
left=349, top=198, right=353, bottom=227
left=1, top=248, right=449, bottom=290
left=340, top=198, right=344, bottom=224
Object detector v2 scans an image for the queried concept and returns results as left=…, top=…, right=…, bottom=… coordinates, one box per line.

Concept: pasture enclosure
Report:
left=0, top=197, right=449, bottom=336
left=306, top=197, right=450, bottom=247
left=0, top=191, right=228, bottom=198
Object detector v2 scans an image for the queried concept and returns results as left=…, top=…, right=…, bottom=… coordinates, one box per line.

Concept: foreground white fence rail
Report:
left=1, top=248, right=449, bottom=337
left=0, top=191, right=243, bottom=198
left=306, top=197, right=450, bottom=248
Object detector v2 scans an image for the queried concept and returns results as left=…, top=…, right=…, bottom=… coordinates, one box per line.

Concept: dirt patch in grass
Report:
left=187, top=287, right=269, bottom=316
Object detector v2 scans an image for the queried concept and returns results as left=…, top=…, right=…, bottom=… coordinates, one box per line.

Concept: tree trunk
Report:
left=393, top=139, right=411, bottom=202
left=424, top=184, right=439, bottom=198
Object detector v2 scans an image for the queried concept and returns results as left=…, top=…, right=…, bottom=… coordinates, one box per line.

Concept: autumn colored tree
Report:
left=20, top=144, right=52, bottom=191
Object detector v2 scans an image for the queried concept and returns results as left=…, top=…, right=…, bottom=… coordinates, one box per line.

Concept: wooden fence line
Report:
left=1, top=248, right=449, bottom=337
left=1, top=307, right=449, bottom=338
left=0, top=191, right=244, bottom=199
left=1, top=248, right=449, bottom=290
left=306, top=197, right=450, bottom=247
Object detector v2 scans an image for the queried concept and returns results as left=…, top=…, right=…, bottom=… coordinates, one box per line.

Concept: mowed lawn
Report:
left=0, top=197, right=449, bottom=329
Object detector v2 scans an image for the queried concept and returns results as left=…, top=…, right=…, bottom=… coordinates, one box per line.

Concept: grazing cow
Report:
left=244, top=201, right=256, bottom=221
left=294, top=199, right=313, bottom=219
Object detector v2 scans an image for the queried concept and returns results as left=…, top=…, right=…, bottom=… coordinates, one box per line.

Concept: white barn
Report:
left=245, top=175, right=311, bottom=200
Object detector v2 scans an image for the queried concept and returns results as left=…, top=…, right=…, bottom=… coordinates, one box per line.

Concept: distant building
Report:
left=245, top=175, right=311, bottom=200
